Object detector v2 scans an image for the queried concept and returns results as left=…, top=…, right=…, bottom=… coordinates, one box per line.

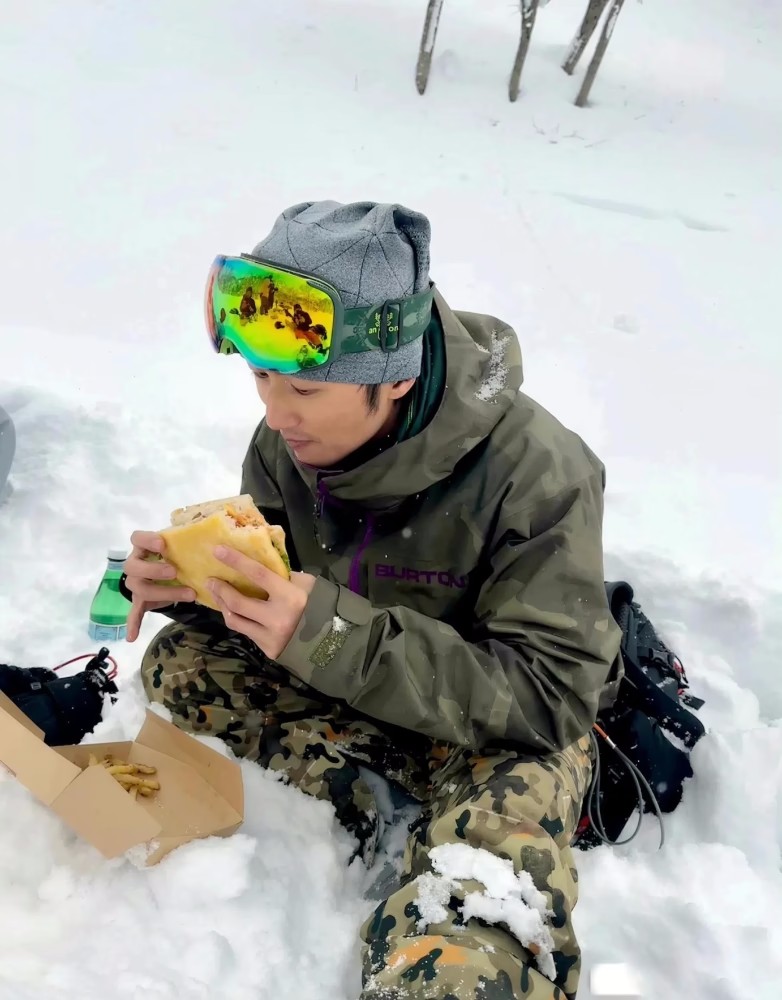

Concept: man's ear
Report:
left=388, top=378, right=416, bottom=401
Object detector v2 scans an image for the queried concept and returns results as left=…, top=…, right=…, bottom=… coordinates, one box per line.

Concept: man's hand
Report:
left=209, top=545, right=316, bottom=660
left=123, top=531, right=196, bottom=642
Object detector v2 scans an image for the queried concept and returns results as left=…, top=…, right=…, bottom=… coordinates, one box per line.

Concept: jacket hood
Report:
left=289, top=290, right=524, bottom=508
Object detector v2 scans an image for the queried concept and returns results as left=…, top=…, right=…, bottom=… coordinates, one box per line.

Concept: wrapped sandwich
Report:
left=154, top=494, right=291, bottom=610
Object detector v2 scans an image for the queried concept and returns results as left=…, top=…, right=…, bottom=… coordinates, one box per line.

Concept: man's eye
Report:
left=253, top=371, right=267, bottom=381
left=293, top=387, right=312, bottom=397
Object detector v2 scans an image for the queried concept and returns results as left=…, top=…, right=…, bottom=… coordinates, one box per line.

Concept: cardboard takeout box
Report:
left=0, top=692, right=244, bottom=865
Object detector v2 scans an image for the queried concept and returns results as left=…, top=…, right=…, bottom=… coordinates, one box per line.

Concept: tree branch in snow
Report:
left=575, top=0, right=626, bottom=107
left=509, top=0, right=540, bottom=103
left=415, top=0, right=629, bottom=108
left=416, top=0, right=446, bottom=95
left=563, top=0, right=611, bottom=75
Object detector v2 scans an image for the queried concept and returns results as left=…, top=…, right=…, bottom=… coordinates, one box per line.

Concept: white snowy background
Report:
left=1, top=0, right=781, bottom=997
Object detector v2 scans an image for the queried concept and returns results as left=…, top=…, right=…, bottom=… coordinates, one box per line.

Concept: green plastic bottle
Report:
left=88, top=548, right=132, bottom=642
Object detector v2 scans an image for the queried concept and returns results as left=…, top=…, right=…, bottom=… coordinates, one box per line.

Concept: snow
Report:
left=416, top=843, right=557, bottom=980
left=430, top=843, right=549, bottom=916
left=590, top=962, right=644, bottom=998
left=1, top=0, right=781, bottom=997
left=0, top=753, right=366, bottom=1000
left=331, top=615, right=350, bottom=634
left=461, top=895, right=555, bottom=982
left=412, top=870, right=456, bottom=928
left=474, top=330, right=511, bottom=401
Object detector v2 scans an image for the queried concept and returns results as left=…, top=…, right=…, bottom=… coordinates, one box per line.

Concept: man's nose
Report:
left=263, top=389, right=300, bottom=433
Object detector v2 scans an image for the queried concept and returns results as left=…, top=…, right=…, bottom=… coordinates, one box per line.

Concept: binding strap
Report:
left=607, top=581, right=706, bottom=751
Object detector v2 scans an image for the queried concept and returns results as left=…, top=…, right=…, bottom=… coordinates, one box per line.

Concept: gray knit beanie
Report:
left=251, top=201, right=431, bottom=384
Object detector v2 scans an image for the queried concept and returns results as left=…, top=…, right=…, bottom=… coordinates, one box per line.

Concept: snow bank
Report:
left=0, top=393, right=370, bottom=1000
left=0, top=754, right=367, bottom=1000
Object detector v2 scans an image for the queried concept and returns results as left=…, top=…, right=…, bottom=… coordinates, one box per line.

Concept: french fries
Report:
left=87, top=753, right=161, bottom=799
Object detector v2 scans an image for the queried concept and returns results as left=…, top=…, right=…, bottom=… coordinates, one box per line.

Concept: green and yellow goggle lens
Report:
left=205, top=255, right=336, bottom=374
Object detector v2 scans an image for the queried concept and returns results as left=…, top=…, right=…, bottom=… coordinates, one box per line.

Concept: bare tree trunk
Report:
left=508, top=0, right=540, bottom=102
left=415, top=0, right=446, bottom=95
left=562, top=0, right=610, bottom=75
left=574, top=0, right=626, bottom=106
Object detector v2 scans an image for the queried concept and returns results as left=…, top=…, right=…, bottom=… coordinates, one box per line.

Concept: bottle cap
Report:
left=107, top=548, right=128, bottom=562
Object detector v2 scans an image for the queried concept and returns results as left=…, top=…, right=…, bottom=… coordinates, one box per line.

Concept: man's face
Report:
left=252, top=368, right=414, bottom=468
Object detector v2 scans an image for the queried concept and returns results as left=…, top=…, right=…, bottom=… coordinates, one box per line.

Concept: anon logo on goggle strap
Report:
left=366, top=303, right=401, bottom=347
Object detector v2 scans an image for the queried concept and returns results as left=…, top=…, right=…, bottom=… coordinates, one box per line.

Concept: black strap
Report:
left=619, top=648, right=705, bottom=749
left=606, top=584, right=705, bottom=750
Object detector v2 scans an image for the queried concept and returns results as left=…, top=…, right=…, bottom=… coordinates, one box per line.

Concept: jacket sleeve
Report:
left=276, top=474, right=622, bottom=752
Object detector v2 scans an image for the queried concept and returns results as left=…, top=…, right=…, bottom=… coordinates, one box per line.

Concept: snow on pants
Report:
left=141, top=620, right=593, bottom=1000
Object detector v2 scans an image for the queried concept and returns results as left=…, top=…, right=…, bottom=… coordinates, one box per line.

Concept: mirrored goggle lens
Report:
left=206, top=256, right=335, bottom=373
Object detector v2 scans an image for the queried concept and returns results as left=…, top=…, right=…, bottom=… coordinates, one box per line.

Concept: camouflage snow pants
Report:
left=141, top=621, right=593, bottom=1000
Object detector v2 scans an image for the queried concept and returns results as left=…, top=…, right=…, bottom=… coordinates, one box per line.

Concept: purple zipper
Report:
left=314, top=478, right=375, bottom=595
left=348, top=514, right=376, bottom=595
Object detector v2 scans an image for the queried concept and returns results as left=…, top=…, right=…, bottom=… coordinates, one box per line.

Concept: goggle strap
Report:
left=344, top=285, right=435, bottom=353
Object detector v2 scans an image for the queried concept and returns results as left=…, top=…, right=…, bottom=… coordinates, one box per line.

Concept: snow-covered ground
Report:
left=1, top=0, right=781, bottom=997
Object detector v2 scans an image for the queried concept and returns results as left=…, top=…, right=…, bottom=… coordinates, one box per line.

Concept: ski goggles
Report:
left=205, top=254, right=435, bottom=375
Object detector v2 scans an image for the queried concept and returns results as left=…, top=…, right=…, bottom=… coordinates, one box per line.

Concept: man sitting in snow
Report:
left=123, top=201, right=622, bottom=1000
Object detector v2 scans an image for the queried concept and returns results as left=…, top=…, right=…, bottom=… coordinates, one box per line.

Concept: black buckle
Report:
left=637, top=645, right=669, bottom=669
left=85, top=647, right=118, bottom=700
left=378, top=301, right=401, bottom=352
